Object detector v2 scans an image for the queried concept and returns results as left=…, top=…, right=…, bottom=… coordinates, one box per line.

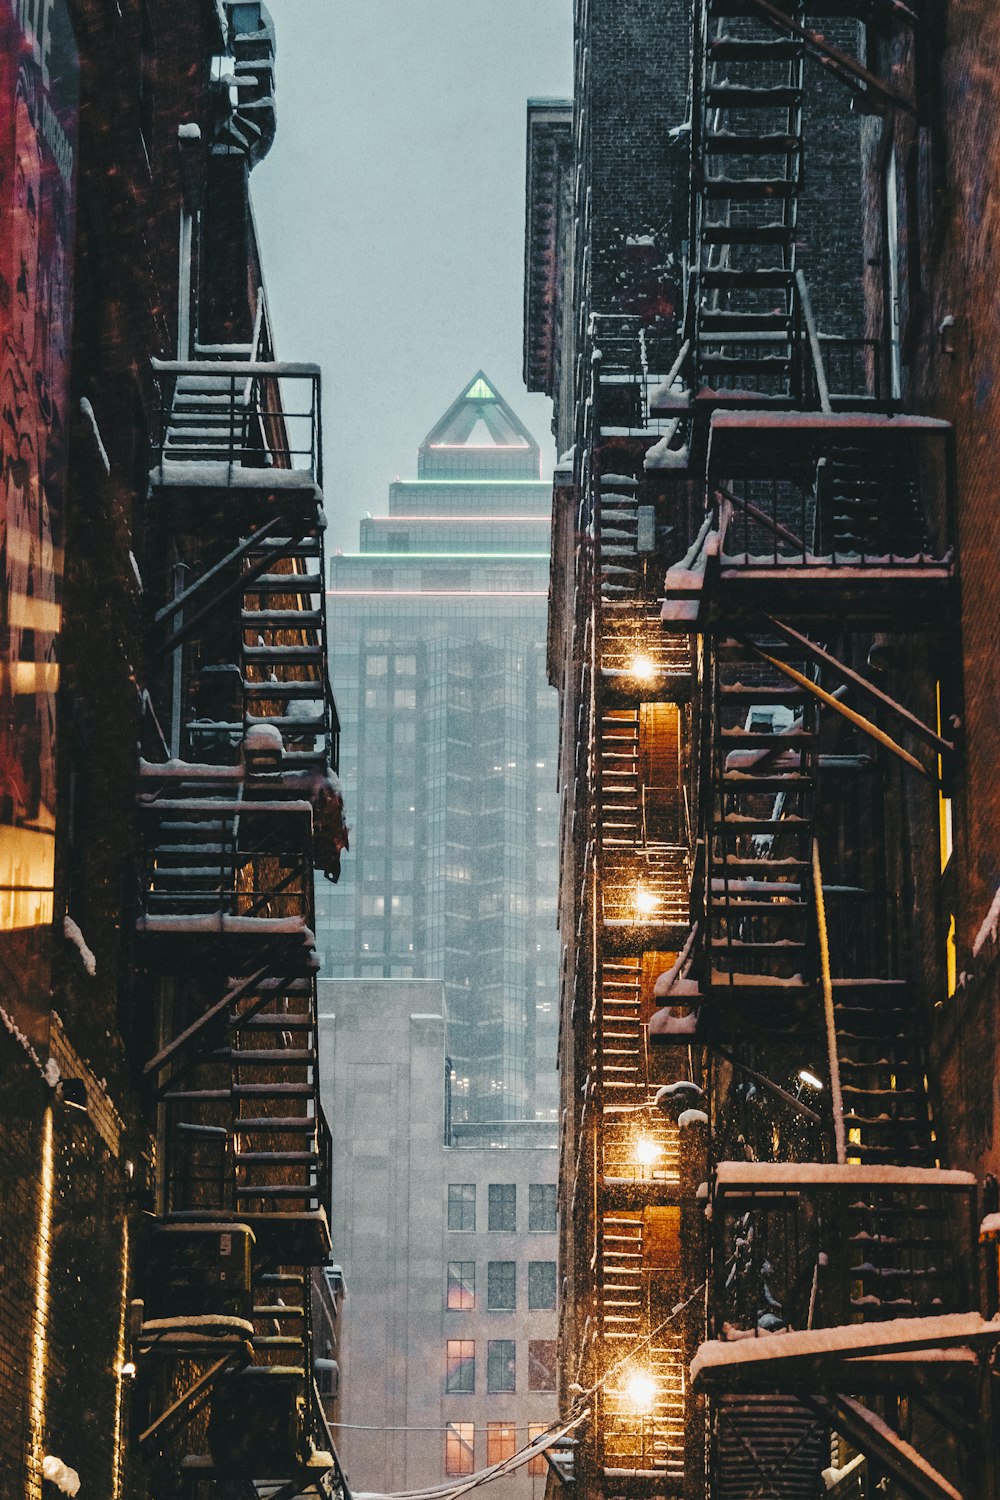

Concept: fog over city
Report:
left=255, top=1, right=572, bottom=549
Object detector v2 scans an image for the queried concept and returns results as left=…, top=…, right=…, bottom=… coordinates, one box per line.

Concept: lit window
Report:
left=446, top=1340, right=475, bottom=1394
left=447, top=1261, right=475, bottom=1311
left=487, top=1261, right=516, bottom=1311
left=488, top=1183, right=516, bottom=1232
left=487, top=1339, right=515, bottom=1394
left=448, top=1184, right=476, bottom=1232
left=528, top=1424, right=548, bottom=1477
left=445, top=1422, right=474, bottom=1476
left=528, top=1184, right=556, bottom=1233
left=487, top=1423, right=517, bottom=1465
left=528, top=1262, right=556, bottom=1311
left=528, top=1341, right=556, bottom=1391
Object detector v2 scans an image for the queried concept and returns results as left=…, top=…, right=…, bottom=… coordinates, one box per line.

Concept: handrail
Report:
left=151, top=357, right=321, bottom=377
left=795, top=271, right=832, bottom=415
left=812, top=839, right=846, bottom=1165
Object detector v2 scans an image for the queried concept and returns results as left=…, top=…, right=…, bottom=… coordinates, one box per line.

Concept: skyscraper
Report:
left=315, top=374, right=559, bottom=1131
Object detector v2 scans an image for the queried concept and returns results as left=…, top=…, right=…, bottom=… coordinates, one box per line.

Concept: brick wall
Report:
left=586, top=0, right=690, bottom=317
left=0, top=1028, right=142, bottom=1500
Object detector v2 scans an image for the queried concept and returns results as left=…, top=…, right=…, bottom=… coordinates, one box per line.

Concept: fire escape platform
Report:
left=714, top=1161, right=976, bottom=1208
left=713, top=564, right=955, bottom=626
left=601, top=918, right=691, bottom=955
left=707, top=409, right=952, bottom=473
left=691, top=1314, right=1000, bottom=1394
left=601, top=1176, right=683, bottom=1210
left=164, top=1208, right=331, bottom=1263
left=150, top=461, right=321, bottom=499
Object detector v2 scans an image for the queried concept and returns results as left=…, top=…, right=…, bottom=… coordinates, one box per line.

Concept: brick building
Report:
left=1, top=3, right=346, bottom=1497
left=527, top=4, right=1000, bottom=1499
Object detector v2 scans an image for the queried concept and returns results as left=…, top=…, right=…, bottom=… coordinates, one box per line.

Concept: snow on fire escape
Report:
left=128, top=10, right=347, bottom=1490
left=646, top=2, right=1000, bottom=1497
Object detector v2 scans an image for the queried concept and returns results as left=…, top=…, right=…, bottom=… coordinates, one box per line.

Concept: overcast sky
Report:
left=253, top=1, right=572, bottom=552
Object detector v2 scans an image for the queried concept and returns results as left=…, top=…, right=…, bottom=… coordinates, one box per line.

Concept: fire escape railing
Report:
left=132, top=339, right=345, bottom=1492
left=640, top=0, right=1000, bottom=1496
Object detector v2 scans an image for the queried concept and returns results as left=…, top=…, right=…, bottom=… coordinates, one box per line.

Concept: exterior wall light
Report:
left=634, top=1135, right=662, bottom=1169
left=798, top=1069, right=823, bottom=1091
left=635, top=888, right=659, bottom=916
left=630, top=654, right=657, bottom=683
left=623, top=1370, right=657, bottom=1415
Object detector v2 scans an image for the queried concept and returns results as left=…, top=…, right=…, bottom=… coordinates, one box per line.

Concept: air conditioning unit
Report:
left=144, top=1222, right=255, bottom=1320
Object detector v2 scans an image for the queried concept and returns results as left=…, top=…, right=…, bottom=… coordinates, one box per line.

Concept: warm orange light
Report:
left=623, top=1370, right=657, bottom=1414
left=635, top=888, right=660, bottom=916
left=630, top=654, right=657, bottom=683
left=634, top=1135, right=662, bottom=1168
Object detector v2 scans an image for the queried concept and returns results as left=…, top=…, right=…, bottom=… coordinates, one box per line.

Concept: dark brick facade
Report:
left=0, top=2, right=259, bottom=1495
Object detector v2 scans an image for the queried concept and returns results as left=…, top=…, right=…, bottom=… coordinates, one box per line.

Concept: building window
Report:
left=448, top=1184, right=476, bottom=1232
left=528, top=1262, right=557, bottom=1311
left=447, top=1261, right=476, bottom=1311
left=488, top=1183, right=516, bottom=1232
left=446, top=1340, right=475, bottom=1394
left=487, top=1261, right=516, bottom=1311
left=528, top=1184, right=556, bottom=1233
left=528, top=1340, right=557, bottom=1391
left=445, top=1423, right=474, bottom=1476
left=487, top=1423, right=517, bottom=1465
left=528, top=1423, right=549, bottom=1477
left=487, top=1339, right=516, bottom=1394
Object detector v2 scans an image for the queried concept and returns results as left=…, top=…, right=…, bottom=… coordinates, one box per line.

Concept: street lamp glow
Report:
left=635, top=887, right=660, bottom=915
left=634, top=1135, right=662, bottom=1168
left=798, top=1068, right=823, bottom=1091
left=623, top=1371, right=657, bottom=1414
left=630, top=654, right=657, bottom=683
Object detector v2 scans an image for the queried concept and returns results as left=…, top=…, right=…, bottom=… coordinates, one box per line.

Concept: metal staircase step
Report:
left=708, top=37, right=803, bottom=61
left=706, top=132, right=802, bottom=154
left=235, top=1185, right=319, bottom=1199
left=702, top=223, right=796, bottom=246
left=703, top=176, right=797, bottom=201
left=707, top=84, right=802, bottom=108
left=242, top=609, right=324, bottom=628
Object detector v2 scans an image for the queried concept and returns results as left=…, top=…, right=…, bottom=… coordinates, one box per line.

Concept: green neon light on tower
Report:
left=465, top=377, right=494, bottom=399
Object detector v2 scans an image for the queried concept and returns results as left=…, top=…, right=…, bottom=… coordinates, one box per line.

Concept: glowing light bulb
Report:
left=630, top=654, right=657, bottom=683
left=798, top=1068, right=823, bottom=1091
left=635, top=888, right=659, bottom=915
left=634, top=1135, right=662, bottom=1168
left=624, top=1371, right=657, bottom=1414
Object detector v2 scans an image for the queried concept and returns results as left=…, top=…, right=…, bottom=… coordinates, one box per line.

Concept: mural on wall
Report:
left=0, top=0, right=77, bottom=942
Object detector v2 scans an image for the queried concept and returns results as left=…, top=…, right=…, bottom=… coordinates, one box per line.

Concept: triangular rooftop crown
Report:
left=418, top=371, right=541, bottom=479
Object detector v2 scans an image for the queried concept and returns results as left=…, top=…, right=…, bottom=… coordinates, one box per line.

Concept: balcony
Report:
left=150, top=357, right=322, bottom=505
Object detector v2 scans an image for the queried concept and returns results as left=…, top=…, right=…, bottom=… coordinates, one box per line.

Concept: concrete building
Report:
left=526, top=3, right=1000, bottom=1499
left=316, top=374, right=561, bottom=1130
left=319, top=977, right=558, bottom=1498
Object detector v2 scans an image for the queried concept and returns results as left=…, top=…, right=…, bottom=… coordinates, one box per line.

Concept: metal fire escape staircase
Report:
left=579, top=272, right=705, bottom=1500
left=651, top=1, right=1000, bottom=1497
left=132, top=325, right=346, bottom=1495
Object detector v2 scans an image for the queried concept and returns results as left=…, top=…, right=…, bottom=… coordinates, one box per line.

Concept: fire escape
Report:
left=647, top=1, right=1000, bottom=1496
left=129, top=7, right=348, bottom=1496
left=562, top=294, right=709, bottom=1491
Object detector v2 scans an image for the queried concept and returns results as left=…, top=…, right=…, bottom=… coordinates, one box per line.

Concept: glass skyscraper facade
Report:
left=315, top=374, right=559, bottom=1129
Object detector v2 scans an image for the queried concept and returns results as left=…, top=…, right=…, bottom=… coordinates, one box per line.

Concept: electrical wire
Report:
left=354, top=1278, right=711, bottom=1500
left=351, top=1409, right=589, bottom=1500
